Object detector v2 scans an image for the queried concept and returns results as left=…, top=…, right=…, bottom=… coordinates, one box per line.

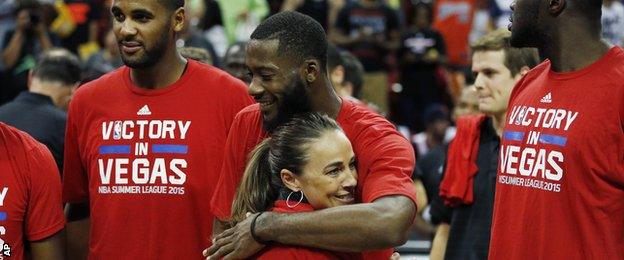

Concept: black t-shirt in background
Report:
left=430, top=118, right=499, bottom=260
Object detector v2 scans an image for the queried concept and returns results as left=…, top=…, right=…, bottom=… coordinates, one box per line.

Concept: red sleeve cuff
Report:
left=27, top=218, right=66, bottom=242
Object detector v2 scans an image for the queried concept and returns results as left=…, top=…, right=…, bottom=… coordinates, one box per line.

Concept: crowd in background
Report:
left=0, top=0, right=623, bottom=252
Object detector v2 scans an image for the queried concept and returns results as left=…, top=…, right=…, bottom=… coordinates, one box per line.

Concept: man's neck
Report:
left=309, top=78, right=343, bottom=119
left=540, top=23, right=611, bottom=72
left=30, top=85, right=59, bottom=107
left=130, top=53, right=187, bottom=89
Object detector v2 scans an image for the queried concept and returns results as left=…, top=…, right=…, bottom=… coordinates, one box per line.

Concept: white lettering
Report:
left=115, top=159, right=129, bottom=184
left=98, top=159, right=113, bottom=184
left=0, top=188, right=8, bottom=206
left=178, top=121, right=191, bottom=139
left=169, top=159, right=187, bottom=185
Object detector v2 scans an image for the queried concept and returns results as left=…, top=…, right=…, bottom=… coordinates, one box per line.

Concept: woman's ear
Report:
left=280, top=169, right=302, bottom=191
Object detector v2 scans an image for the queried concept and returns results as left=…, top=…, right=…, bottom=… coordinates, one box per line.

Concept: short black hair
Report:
left=327, top=43, right=344, bottom=72
left=32, top=48, right=82, bottom=86
left=341, top=51, right=364, bottom=98
left=161, top=0, right=184, bottom=11
left=250, top=11, right=327, bottom=69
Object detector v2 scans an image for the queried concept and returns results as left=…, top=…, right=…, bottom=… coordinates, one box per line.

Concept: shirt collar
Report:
left=14, top=92, right=54, bottom=105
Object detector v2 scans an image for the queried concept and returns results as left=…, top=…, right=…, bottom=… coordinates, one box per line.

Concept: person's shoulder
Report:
left=340, top=99, right=409, bottom=146
left=73, top=66, right=126, bottom=103
left=0, top=122, right=43, bottom=154
left=235, top=103, right=261, bottom=121
left=190, top=60, right=249, bottom=92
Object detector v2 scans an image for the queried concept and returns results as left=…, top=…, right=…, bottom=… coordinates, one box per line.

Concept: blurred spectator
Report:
left=327, top=43, right=373, bottom=112
left=331, top=0, right=401, bottom=113
left=1, top=0, right=54, bottom=105
left=61, top=0, right=102, bottom=58
left=411, top=103, right=452, bottom=157
left=179, top=46, right=213, bottom=64
left=327, top=43, right=346, bottom=93
left=219, top=0, right=269, bottom=43
left=491, top=0, right=512, bottom=29
left=0, top=0, right=17, bottom=47
left=429, top=29, right=539, bottom=260
left=222, top=42, right=250, bottom=84
left=198, top=0, right=228, bottom=58
left=601, top=0, right=624, bottom=46
left=177, top=1, right=219, bottom=66
left=452, top=84, right=480, bottom=121
left=282, top=0, right=345, bottom=32
left=84, top=28, right=121, bottom=80
left=431, top=0, right=478, bottom=102
left=432, top=0, right=476, bottom=68
left=469, top=0, right=494, bottom=44
left=340, top=50, right=365, bottom=99
left=0, top=48, right=81, bottom=172
left=397, top=2, right=447, bottom=132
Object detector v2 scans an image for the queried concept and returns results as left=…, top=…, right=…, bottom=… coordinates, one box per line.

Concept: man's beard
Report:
left=121, top=33, right=169, bottom=69
left=263, top=77, right=313, bottom=133
left=510, top=3, right=542, bottom=48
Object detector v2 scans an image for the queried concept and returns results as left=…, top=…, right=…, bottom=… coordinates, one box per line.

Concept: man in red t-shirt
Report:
left=0, top=123, right=65, bottom=259
left=205, top=12, right=417, bottom=260
left=62, top=0, right=252, bottom=259
left=490, top=0, right=624, bottom=258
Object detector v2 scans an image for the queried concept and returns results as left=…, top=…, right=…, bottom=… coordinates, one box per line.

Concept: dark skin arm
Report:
left=205, top=195, right=416, bottom=260
left=65, top=202, right=90, bottom=260
left=30, top=229, right=66, bottom=260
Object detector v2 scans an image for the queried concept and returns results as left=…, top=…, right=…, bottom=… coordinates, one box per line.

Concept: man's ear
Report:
left=302, top=59, right=321, bottom=83
left=548, top=0, right=566, bottom=16
left=280, top=169, right=302, bottom=192
left=173, top=7, right=185, bottom=33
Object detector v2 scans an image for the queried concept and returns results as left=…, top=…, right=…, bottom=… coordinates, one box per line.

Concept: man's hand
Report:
left=203, top=213, right=265, bottom=260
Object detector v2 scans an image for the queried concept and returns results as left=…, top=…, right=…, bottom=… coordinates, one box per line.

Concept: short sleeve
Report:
left=359, top=133, right=418, bottom=206
left=62, top=94, right=89, bottom=203
left=221, top=74, right=254, bottom=135
left=210, top=111, right=254, bottom=220
left=25, top=143, right=65, bottom=241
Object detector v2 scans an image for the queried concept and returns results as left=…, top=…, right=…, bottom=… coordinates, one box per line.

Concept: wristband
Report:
left=250, top=212, right=269, bottom=245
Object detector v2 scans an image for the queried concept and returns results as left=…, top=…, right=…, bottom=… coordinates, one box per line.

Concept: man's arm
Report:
left=206, top=195, right=415, bottom=259
left=30, top=229, right=65, bottom=260
left=429, top=223, right=450, bottom=260
left=257, top=195, right=415, bottom=251
left=65, top=202, right=90, bottom=260
left=2, top=11, right=28, bottom=69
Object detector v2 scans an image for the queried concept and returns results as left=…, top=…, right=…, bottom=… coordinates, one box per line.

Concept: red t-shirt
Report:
left=490, top=47, right=624, bottom=259
left=0, top=123, right=65, bottom=260
left=62, top=60, right=253, bottom=259
left=210, top=99, right=417, bottom=259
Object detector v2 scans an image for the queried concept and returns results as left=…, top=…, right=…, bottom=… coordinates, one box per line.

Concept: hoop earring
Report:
left=286, top=190, right=304, bottom=208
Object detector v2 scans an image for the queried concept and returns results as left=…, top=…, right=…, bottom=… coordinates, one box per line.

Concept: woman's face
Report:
left=292, top=129, right=358, bottom=209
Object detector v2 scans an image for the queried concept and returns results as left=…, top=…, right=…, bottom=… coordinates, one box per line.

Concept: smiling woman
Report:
left=231, top=112, right=357, bottom=259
